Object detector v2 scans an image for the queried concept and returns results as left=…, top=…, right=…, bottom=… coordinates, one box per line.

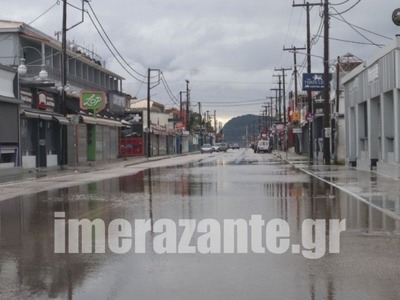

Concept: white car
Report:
left=201, top=144, right=214, bottom=153
left=212, top=143, right=228, bottom=152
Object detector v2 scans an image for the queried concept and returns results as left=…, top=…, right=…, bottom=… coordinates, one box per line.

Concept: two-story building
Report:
left=0, top=20, right=127, bottom=169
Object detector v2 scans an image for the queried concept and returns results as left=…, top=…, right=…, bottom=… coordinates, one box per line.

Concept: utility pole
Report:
left=147, top=68, right=151, bottom=158
left=334, top=56, right=340, bottom=164
left=283, top=46, right=306, bottom=109
left=270, top=88, right=279, bottom=122
left=322, top=0, right=331, bottom=165
left=214, top=110, right=217, bottom=139
left=275, top=67, right=291, bottom=125
left=61, top=0, right=68, bottom=167
left=293, top=0, right=323, bottom=162
left=147, top=68, right=161, bottom=158
left=179, top=91, right=185, bottom=121
left=266, top=96, right=274, bottom=127
left=198, top=102, right=202, bottom=146
left=185, top=80, right=190, bottom=132
left=271, top=76, right=282, bottom=122
left=275, top=67, right=291, bottom=156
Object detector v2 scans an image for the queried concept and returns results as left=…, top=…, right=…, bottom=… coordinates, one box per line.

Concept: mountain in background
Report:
left=222, top=114, right=275, bottom=147
left=220, top=114, right=259, bottom=147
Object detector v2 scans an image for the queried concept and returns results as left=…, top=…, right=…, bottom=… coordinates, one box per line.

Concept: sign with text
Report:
left=108, top=92, right=127, bottom=114
left=80, top=91, right=106, bottom=113
left=302, top=73, right=332, bottom=91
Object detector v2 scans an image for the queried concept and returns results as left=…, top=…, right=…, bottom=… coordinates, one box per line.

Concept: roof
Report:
left=0, top=19, right=125, bottom=80
left=130, top=99, right=165, bottom=112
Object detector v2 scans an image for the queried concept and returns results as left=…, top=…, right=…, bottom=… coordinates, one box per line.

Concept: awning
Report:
left=22, top=111, right=40, bottom=119
left=53, top=115, right=70, bottom=125
left=96, top=118, right=123, bottom=127
left=121, top=120, right=131, bottom=127
left=39, top=114, right=53, bottom=121
left=81, top=115, right=97, bottom=124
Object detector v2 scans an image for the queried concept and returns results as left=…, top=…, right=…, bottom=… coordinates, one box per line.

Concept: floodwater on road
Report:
left=0, top=150, right=399, bottom=300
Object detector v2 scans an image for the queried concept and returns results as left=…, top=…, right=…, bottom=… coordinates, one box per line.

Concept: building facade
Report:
left=0, top=65, right=22, bottom=170
left=0, top=20, right=127, bottom=169
left=343, top=35, right=400, bottom=178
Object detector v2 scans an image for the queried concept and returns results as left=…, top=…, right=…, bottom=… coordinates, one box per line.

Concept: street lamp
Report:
left=17, top=58, right=27, bottom=76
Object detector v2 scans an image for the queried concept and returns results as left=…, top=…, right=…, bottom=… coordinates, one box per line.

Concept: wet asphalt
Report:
left=0, top=149, right=399, bottom=300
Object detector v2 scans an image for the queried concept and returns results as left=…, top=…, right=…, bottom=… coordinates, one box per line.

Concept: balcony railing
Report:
left=25, top=65, right=117, bottom=92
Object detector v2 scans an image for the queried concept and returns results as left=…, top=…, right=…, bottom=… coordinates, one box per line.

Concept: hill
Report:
left=222, top=114, right=271, bottom=147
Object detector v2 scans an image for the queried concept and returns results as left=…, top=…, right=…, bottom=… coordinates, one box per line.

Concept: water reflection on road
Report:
left=0, top=150, right=399, bottom=299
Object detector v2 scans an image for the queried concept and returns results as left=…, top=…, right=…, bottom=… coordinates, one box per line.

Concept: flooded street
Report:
left=0, top=149, right=399, bottom=299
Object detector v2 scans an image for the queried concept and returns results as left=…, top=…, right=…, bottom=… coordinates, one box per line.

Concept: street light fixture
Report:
left=17, top=58, right=27, bottom=76
left=38, top=65, right=48, bottom=80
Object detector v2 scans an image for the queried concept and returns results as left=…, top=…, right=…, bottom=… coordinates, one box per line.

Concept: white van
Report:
left=255, top=139, right=271, bottom=153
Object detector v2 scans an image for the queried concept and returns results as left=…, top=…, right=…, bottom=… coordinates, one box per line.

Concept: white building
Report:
left=342, top=35, right=400, bottom=178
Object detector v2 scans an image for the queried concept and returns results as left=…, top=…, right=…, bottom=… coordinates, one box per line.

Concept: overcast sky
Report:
left=2, top=0, right=399, bottom=124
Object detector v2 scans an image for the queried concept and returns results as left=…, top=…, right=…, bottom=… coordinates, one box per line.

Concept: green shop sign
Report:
left=80, top=91, right=106, bottom=113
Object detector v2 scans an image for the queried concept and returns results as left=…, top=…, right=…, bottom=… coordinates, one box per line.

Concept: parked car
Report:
left=232, top=143, right=240, bottom=149
left=255, top=139, right=272, bottom=153
left=201, top=143, right=214, bottom=153
left=212, top=143, right=228, bottom=152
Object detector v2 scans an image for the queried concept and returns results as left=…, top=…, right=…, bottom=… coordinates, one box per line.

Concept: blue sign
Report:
left=302, top=73, right=332, bottom=91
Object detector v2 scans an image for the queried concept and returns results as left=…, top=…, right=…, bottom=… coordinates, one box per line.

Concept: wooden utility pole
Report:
left=185, top=80, right=190, bottom=132
left=61, top=0, right=68, bottom=167
left=283, top=46, right=306, bottom=109
left=147, top=68, right=161, bottom=157
left=274, top=67, right=291, bottom=125
left=322, top=0, right=331, bottom=165
left=271, top=76, right=282, bottom=122
left=293, top=1, right=323, bottom=161
left=198, top=102, right=202, bottom=146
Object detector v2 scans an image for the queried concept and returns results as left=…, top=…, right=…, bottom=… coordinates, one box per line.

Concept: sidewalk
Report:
left=274, top=151, right=400, bottom=222
left=0, top=156, right=157, bottom=185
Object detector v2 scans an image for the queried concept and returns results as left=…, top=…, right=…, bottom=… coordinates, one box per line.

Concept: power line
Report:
left=200, top=98, right=266, bottom=104
left=29, top=0, right=61, bottom=25
left=330, top=0, right=362, bottom=15
left=86, top=13, right=147, bottom=83
left=330, top=15, right=392, bottom=40
left=330, top=6, right=383, bottom=48
left=86, top=2, right=148, bottom=80
left=314, top=34, right=385, bottom=46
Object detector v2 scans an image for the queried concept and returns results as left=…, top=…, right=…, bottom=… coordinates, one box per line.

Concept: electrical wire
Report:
left=330, top=15, right=392, bottom=40
left=86, top=2, right=149, bottom=80
left=29, top=1, right=60, bottom=25
left=314, top=34, right=385, bottom=46
left=160, top=75, right=180, bottom=107
left=330, top=0, right=351, bottom=6
left=86, top=12, right=148, bottom=83
left=330, top=0, right=362, bottom=15
left=330, top=5, right=383, bottom=48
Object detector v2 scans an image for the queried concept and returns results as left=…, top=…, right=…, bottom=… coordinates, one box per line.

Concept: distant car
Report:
left=201, top=144, right=214, bottom=153
left=232, top=143, right=240, bottom=149
left=255, top=139, right=272, bottom=153
left=212, top=143, right=228, bottom=152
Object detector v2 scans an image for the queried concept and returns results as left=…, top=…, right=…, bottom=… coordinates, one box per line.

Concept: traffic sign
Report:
left=70, top=115, right=79, bottom=125
left=293, top=128, right=302, bottom=134
left=306, top=113, right=314, bottom=122
left=324, top=127, right=331, bottom=138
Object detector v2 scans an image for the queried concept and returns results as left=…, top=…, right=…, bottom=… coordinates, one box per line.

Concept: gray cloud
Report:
left=2, top=0, right=399, bottom=122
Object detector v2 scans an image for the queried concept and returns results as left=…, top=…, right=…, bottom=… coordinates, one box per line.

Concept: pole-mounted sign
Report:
left=80, top=90, right=106, bottom=114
